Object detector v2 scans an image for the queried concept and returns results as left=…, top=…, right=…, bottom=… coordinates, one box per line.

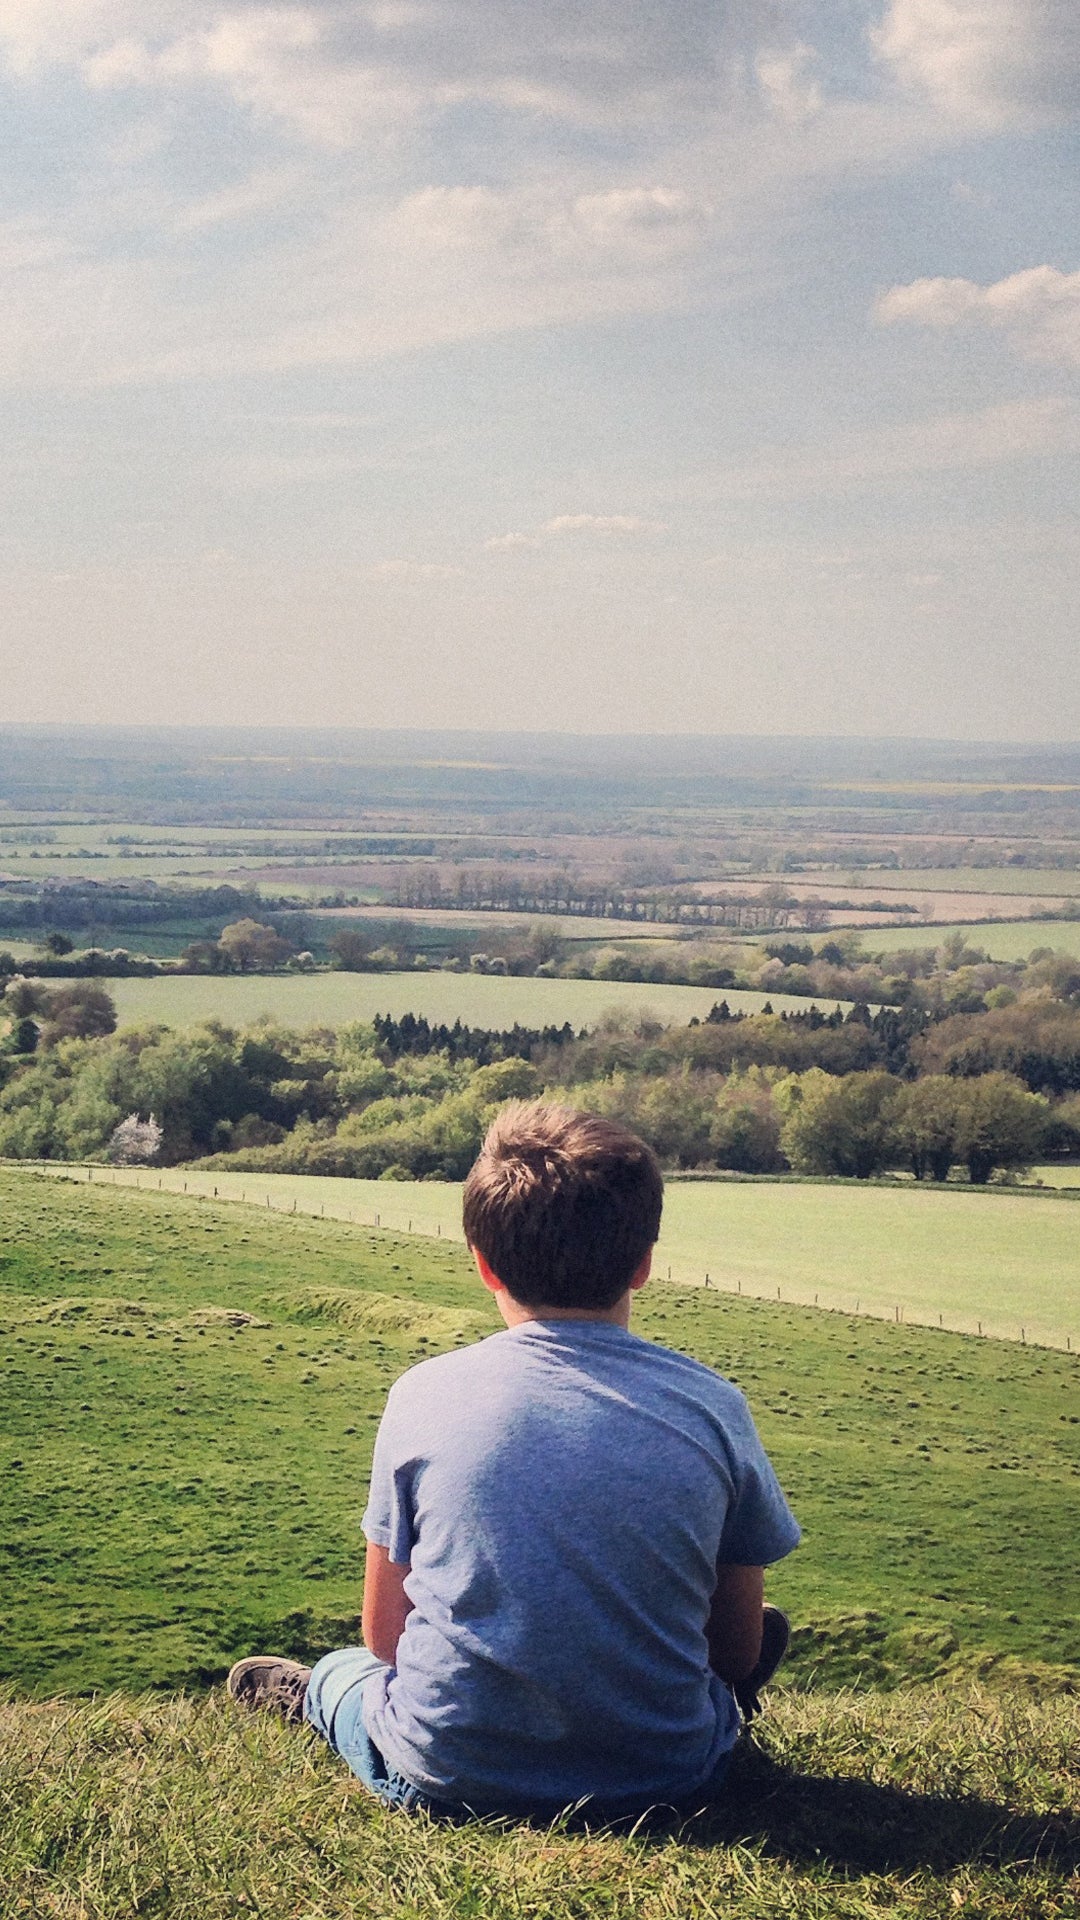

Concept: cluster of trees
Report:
left=0, top=1011, right=541, bottom=1177
left=322, top=922, right=1080, bottom=1021
left=180, top=918, right=303, bottom=973
left=1, top=977, right=1078, bottom=1184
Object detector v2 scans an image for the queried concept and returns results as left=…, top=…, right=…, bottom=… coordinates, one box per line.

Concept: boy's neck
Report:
left=495, top=1292, right=632, bottom=1331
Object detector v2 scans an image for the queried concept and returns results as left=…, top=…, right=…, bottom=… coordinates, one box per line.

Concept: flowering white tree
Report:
left=106, top=1112, right=163, bottom=1166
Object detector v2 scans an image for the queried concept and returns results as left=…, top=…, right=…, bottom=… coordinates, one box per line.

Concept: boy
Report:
left=229, top=1103, right=799, bottom=1820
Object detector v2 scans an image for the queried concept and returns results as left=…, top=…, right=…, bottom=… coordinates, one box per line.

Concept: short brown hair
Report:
left=462, top=1102, right=663, bottom=1311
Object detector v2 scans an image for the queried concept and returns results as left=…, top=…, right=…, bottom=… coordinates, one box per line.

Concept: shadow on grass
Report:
left=670, top=1742, right=1080, bottom=1876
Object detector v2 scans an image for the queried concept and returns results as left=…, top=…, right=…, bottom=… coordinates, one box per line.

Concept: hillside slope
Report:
left=2, top=1681, right=1077, bottom=1919
left=1, top=1170, right=1078, bottom=1698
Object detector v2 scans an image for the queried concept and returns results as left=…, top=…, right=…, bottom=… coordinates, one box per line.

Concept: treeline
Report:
left=388, top=864, right=917, bottom=932
left=1, top=981, right=1079, bottom=1183
left=0, top=881, right=284, bottom=931
left=325, top=924, right=1080, bottom=1017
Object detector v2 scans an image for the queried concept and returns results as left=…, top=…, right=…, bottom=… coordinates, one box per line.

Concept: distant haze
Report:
left=2, top=726, right=1079, bottom=824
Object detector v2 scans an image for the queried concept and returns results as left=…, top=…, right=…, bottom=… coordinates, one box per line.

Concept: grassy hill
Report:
left=2, top=1169, right=1078, bottom=1917
left=29, top=1161, right=1080, bottom=1349
left=3, top=1681, right=1077, bottom=1919
left=2, top=1169, right=1077, bottom=1698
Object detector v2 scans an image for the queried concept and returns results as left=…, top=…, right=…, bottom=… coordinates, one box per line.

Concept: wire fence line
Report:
left=6, top=1157, right=1074, bottom=1355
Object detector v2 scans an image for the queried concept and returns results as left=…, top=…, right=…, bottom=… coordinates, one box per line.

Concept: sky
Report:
left=1, top=0, right=1078, bottom=741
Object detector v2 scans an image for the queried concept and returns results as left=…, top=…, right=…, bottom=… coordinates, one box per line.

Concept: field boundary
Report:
left=11, top=1160, right=1077, bottom=1355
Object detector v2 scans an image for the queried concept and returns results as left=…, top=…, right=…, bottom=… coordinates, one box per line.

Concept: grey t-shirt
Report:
left=361, top=1319, right=800, bottom=1811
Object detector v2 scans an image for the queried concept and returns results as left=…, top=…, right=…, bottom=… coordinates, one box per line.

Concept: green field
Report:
left=108, top=971, right=846, bottom=1031
left=29, top=1162, right=1080, bottom=1349
left=2, top=1169, right=1077, bottom=1709
left=866, top=920, right=1080, bottom=961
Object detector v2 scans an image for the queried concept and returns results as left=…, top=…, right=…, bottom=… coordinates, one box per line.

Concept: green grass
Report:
left=33, top=1164, right=1080, bottom=1350
left=2, top=1682, right=1077, bottom=1919
left=3, top=1170, right=1078, bottom=1919
left=108, top=972, right=847, bottom=1031
left=866, top=920, right=1080, bottom=961
left=2, top=1169, right=1078, bottom=1708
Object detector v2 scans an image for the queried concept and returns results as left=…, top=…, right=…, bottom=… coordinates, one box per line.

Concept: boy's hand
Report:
left=732, top=1605, right=791, bottom=1721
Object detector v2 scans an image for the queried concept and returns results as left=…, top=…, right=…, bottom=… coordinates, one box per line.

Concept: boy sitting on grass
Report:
left=229, top=1103, right=799, bottom=1820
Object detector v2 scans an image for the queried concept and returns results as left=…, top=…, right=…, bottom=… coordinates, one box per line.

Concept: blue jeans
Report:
left=304, top=1646, right=732, bottom=1824
left=305, top=1647, right=443, bottom=1813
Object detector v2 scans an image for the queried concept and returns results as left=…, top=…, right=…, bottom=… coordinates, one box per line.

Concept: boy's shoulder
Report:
left=384, top=1322, right=751, bottom=1424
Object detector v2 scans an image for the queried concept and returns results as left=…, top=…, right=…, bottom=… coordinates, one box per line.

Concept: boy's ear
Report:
left=471, top=1246, right=504, bottom=1295
left=628, top=1246, right=654, bottom=1293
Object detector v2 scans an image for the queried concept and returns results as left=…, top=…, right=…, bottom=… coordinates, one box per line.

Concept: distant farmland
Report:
left=866, top=919, right=1080, bottom=961
left=35, top=1164, right=1079, bottom=1350
left=108, top=971, right=853, bottom=1032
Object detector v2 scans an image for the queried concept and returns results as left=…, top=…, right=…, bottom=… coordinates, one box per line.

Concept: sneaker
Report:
left=732, top=1605, right=791, bottom=1723
left=227, top=1655, right=312, bottom=1724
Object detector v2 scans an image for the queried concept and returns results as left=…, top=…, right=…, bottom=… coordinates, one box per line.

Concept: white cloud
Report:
left=876, top=0, right=1080, bottom=125
left=0, top=1, right=753, bottom=142
left=706, top=397, right=1080, bottom=500
left=174, top=165, right=305, bottom=232
left=381, top=184, right=710, bottom=266
left=876, top=266, right=1080, bottom=367
left=754, top=43, right=822, bottom=122
left=543, top=513, right=667, bottom=536
left=366, top=559, right=464, bottom=579
left=487, top=513, right=667, bottom=550
left=484, top=532, right=540, bottom=552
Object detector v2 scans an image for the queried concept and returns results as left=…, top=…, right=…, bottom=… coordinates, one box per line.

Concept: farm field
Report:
left=31, top=1163, right=1080, bottom=1349
left=1, top=1168, right=1077, bottom=1706
left=723, top=879, right=1074, bottom=925
left=107, top=971, right=846, bottom=1031
left=864, top=919, right=1080, bottom=960
left=804, top=867, right=1080, bottom=897
left=312, top=904, right=687, bottom=941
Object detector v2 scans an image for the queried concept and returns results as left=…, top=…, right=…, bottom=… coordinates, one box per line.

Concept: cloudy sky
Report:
left=2, top=0, right=1078, bottom=739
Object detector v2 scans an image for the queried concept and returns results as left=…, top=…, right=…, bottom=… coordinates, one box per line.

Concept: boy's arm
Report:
left=362, top=1542, right=414, bottom=1665
left=705, top=1563, right=764, bottom=1683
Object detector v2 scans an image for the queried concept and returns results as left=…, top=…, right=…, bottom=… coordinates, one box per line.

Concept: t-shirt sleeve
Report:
left=360, top=1387, right=419, bottom=1565
left=716, top=1400, right=801, bottom=1567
